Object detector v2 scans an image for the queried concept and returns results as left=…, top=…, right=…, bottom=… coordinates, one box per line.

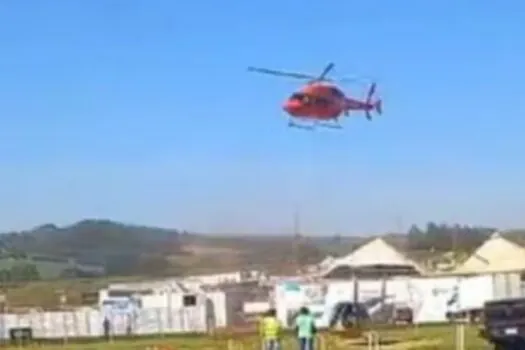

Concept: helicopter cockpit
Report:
left=290, top=92, right=308, bottom=102
left=290, top=93, right=330, bottom=106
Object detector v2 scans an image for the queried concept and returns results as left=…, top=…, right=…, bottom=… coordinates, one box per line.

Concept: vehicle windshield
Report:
left=485, top=303, right=525, bottom=320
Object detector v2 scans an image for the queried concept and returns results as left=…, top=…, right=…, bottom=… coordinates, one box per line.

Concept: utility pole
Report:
left=293, top=208, right=301, bottom=273
left=293, top=208, right=300, bottom=236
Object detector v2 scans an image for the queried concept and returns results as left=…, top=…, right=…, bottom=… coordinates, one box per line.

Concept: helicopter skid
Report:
left=288, top=120, right=315, bottom=130
left=317, top=121, right=342, bottom=129
left=288, top=119, right=342, bottom=130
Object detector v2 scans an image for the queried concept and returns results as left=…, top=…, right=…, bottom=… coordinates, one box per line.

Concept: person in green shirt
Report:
left=294, top=307, right=317, bottom=350
left=259, top=308, right=281, bottom=350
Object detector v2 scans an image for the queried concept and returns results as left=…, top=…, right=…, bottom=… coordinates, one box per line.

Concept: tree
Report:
left=0, top=269, right=11, bottom=282
left=10, top=263, right=40, bottom=281
left=136, top=255, right=171, bottom=276
left=59, top=268, right=78, bottom=279
left=407, top=225, right=425, bottom=250
left=406, top=222, right=493, bottom=252
left=296, top=240, right=324, bottom=266
left=105, top=253, right=140, bottom=276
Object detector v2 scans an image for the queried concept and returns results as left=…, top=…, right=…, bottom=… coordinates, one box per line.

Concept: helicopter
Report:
left=248, top=63, right=382, bottom=130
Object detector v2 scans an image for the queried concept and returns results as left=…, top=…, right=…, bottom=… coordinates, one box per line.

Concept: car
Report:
left=482, top=297, right=525, bottom=349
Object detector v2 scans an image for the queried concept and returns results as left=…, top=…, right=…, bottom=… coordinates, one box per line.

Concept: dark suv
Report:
left=483, top=297, right=525, bottom=349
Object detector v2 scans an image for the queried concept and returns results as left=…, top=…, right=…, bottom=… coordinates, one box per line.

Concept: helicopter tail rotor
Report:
left=366, top=82, right=377, bottom=102
left=365, top=82, right=381, bottom=120
left=374, top=99, right=383, bottom=115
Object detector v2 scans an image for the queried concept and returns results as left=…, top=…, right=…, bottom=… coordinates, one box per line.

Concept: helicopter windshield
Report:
left=290, top=93, right=305, bottom=101
left=290, top=93, right=331, bottom=106
left=329, top=87, right=344, bottom=98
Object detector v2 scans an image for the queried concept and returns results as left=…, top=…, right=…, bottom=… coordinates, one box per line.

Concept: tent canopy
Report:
left=454, top=232, right=525, bottom=274
left=321, top=237, right=424, bottom=279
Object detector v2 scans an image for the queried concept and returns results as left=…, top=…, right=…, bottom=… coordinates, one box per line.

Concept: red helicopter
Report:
left=248, top=63, right=382, bottom=130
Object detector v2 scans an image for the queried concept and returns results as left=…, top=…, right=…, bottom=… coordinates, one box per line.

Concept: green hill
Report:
left=0, top=219, right=182, bottom=279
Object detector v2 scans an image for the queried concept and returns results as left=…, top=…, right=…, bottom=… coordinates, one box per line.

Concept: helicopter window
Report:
left=291, top=93, right=315, bottom=104
left=291, top=93, right=305, bottom=101
left=329, top=87, right=344, bottom=98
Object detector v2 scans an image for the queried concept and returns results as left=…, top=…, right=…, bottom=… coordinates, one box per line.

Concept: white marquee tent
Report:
left=455, top=232, right=525, bottom=274
left=321, top=238, right=424, bottom=278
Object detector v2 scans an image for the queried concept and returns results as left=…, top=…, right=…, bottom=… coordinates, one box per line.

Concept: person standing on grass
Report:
left=295, top=307, right=317, bottom=350
left=259, top=308, right=282, bottom=350
left=102, top=316, right=111, bottom=341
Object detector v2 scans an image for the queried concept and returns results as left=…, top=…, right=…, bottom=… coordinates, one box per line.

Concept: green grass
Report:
left=0, top=256, right=104, bottom=280
left=2, top=276, right=145, bottom=308
left=0, top=324, right=493, bottom=349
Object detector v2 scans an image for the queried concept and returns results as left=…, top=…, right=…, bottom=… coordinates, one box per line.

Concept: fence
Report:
left=0, top=306, right=208, bottom=339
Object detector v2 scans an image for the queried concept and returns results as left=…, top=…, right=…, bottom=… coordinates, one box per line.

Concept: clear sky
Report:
left=0, top=1, right=524, bottom=235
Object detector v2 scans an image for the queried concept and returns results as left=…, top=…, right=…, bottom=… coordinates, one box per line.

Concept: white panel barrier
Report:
left=0, top=306, right=207, bottom=339
left=275, top=274, right=497, bottom=327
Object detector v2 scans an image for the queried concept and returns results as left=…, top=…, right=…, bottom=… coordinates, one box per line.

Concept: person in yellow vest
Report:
left=259, top=308, right=282, bottom=350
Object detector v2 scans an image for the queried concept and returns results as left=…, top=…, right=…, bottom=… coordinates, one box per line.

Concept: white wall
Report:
left=274, top=274, right=496, bottom=327
left=184, top=270, right=262, bottom=285
left=0, top=307, right=207, bottom=339
left=243, top=301, right=270, bottom=314
left=203, top=291, right=227, bottom=328
left=492, top=272, right=522, bottom=299
left=99, top=288, right=227, bottom=330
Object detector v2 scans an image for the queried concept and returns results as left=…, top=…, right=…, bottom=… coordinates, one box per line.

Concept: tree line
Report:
left=0, top=263, right=40, bottom=282
left=0, top=219, right=511, bottom=281
left=406, top=222, right=496, bottom=252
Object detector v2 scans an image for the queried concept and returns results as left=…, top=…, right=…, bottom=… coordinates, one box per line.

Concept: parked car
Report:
left=482, top=297, right=525, bottom=350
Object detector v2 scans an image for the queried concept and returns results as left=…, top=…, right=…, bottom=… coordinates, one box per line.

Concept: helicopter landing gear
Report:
left=287, top=119, right=342, bottom=130
left=317, top=121, right=342, bottom=129
left=288, top=120, right=315, bottom=130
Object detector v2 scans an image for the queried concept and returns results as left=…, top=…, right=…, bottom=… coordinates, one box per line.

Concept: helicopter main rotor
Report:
left=247, top=62, right=357, bottom=84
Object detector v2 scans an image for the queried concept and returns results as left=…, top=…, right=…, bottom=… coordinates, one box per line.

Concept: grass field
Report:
left=1, top=276, right=150, bottom=308
left=0, top=324, right=493, bottom=349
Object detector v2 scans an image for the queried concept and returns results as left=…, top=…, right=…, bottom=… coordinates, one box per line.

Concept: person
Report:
left=259, top=308, right=281, bottom=350
left=295, top=307, right=317, bottom=350
left=102, top=317, right=111, bottom=341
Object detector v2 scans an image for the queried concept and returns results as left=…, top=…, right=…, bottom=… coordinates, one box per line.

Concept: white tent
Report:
left=318, top=256, right=336, bottom=269
left=322, top=237, right=424, bottom=278
left=455, top=232, right=525, bottom=274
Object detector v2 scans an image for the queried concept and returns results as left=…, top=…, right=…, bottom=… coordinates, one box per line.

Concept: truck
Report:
left=482, top=297, right=525, bottom=350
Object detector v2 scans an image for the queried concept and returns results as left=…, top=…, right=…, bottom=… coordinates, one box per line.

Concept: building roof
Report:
left=108, top=279, right=201, bottom=293
left=336, top=237, right=419, bottom=266
left=318, top=255, right=336, bottom=268
left=454, top=232, right=525, bottom=274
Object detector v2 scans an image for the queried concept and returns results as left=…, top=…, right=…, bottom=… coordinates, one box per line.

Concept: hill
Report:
left=0, top=219, right=182, bottom=279
left=0, top=220, right=353, bottom=278
left=0, top=219, right=514, bottom=308
left=0, top=220, right=506, bottom=280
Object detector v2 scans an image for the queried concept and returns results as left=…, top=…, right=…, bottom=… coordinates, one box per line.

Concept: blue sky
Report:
left=0, top=1, right=524, bottom=234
